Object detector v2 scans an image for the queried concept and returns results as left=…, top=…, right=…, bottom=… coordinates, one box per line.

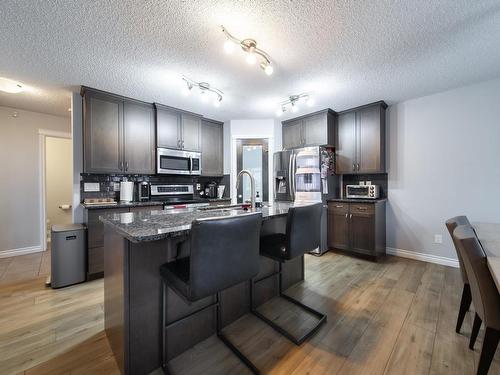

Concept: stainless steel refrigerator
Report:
left=273, top=146, right=339, bottom=255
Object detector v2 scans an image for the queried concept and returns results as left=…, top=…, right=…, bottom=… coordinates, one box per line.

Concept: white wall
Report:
left=0, top=106, right=70, bottom=256
left=225, top=119, right=282, bottom=203
left=387, top=77, right=500, bottom=261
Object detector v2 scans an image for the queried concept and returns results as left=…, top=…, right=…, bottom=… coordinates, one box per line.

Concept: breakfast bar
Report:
left=100, top=203, right=304, bottom=375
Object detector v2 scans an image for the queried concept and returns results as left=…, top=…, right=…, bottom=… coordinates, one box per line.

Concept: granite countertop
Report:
left=100, top=202, right=296, bottom=243
left=327, top=198, right=387, bottom=203
left=81, top=201, right=165, bottom=210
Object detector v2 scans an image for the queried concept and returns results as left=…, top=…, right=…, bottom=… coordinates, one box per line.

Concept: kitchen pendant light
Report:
left=221, top=26, right=274, bottom=76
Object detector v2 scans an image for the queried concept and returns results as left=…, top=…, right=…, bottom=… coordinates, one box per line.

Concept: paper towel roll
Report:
left=120, top=181, right=134, bottom=202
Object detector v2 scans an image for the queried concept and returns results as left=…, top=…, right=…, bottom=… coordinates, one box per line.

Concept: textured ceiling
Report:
left=1, top=0, right=500, bottom=120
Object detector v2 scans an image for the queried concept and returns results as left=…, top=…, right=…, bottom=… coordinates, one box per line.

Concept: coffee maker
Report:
left=136, top=181, right=150, bottom=201
left=204, top=181, right=218, bottom=199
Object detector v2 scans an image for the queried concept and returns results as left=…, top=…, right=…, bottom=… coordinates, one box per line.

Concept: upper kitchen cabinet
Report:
left=335, top=101, right=387, bottom=174
left=282, top=109, right=336, bottom=150
left=82, top=87, right=155, bottom=174
left=155, top=104, right=201, bottom=152
left=201, top=119, right=224, bottom=176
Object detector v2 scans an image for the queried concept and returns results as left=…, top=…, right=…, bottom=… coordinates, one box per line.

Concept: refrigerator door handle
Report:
left=291, top=153, right=297, bottom=200
left=288, top=153, right=294, bottom=201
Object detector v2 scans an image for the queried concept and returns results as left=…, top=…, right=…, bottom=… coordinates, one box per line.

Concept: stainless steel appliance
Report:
left=157, top=148, right=201, bottom=175
left=273, top=146, right=338, bottom=255
left=205, top=181, right=218, bottom=199
left=136, top=181, right=150, bottom=201
left=345, top=184, right=380, bottom=199
left=150, top=184, right=209, bottom=209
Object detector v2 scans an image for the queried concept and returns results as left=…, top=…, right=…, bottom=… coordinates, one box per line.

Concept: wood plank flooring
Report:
left=0, top=252, right=498, bottom=375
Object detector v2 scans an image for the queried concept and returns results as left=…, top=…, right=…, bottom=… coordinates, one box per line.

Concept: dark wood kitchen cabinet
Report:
left=82, top=87, right=155, bottom=174
left=335, top=101, right=387, bottom=174
left=282, top=109, right=336, bottom=149
left=201, top=118, right=224, bottom=176
left=84, top=205, right=163, bottom=278
left=155, top=103, right=202, bottom=151
left=327, top=200, right=386, bottom=258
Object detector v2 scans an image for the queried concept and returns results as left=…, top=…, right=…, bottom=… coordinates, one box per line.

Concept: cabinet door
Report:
left=181, top=113, right=201, bottom=151
left=336, top=112, right=357, bottom=173
left=303, top=113, right=327, bottom=146
left=123, top=102, right=155, bottom=174
left=349, top=207, right=375, bottom=255
left=157, top=107, right=181, bottom=149
left=84, top=93, right=123, bottom=173
left=201, top=120, right=223, bottom=176
left=328, top=204, right=350, bottom=250
left=282, top=120, right=303, bottom=149
left=357, top=105, right=383, bottom=173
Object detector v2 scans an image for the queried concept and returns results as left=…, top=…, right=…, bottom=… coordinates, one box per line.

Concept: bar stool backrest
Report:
left=445, top=216, right=471, bottom=284
left=285, top=203, right=323, bottom=260
left=453, top=225, right=500, bottom=329
left=188, top=212, right=262, bottom=301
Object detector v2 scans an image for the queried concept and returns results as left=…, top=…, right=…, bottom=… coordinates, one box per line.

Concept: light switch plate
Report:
left=83, top=182, right=100, bottom=192
left=434, top=234, right=443, bottom=244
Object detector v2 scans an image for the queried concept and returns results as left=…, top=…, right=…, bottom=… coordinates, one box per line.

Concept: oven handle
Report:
left=189, top=156, right=193, bottom=174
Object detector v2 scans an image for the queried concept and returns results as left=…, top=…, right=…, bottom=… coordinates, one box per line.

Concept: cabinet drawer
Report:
left=350, top=203, right=375, bottom=214
left=328, top=202, right=349, bottom=214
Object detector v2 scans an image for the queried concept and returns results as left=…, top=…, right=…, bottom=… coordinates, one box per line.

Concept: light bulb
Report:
left=213, top=99, right=221, bottom=108
left=181, top=86, right=191, bottom=96
left=224, top=40, right=235, bottom=54
left=275, top=108, right=283, bottom=117
left=0, top=77, right=24, bottom=93
left=306, top=96, right=315, bottom=107
left=264, top=64, right=274, bottom=75
left=200, top=91, right=208, bottom=102
left=246, top=52, right=256, bottom=65
left=291, top=104, right=299, bottom=113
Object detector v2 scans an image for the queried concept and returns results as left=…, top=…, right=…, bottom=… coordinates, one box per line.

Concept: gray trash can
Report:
left=51, top=224, right=87, bottom=288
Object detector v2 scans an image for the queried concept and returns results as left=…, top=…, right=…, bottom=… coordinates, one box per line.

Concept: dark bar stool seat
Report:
left=160, top=212, right=262, bottom=375
left=445, top=216, right=472, bottom=333
left=251, top=203, right=326, bottom=345
left=454, top=225, right=500, bottom=375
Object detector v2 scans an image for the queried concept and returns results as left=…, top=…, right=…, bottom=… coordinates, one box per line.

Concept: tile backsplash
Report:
left=80, top=174, right=230, bottom=201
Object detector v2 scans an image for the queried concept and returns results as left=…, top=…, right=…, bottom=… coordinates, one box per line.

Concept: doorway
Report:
left=236, top=138, right=269, bottom=204
left=39, top=130, right=72, bottom=250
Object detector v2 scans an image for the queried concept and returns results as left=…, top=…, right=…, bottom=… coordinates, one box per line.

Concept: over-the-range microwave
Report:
left=157, top=148, right=201, bottom=175
left=345, top=184, right=380, bottom=199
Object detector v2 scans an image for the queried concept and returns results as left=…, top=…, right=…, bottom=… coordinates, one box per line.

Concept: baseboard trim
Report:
left=386, top=247, right=459, bottom=268
left=0, top=245, right=44, bottom=259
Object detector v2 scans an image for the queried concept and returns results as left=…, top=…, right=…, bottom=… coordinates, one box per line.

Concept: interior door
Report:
left=123, top=101, right=155, bottom=174
left=236, top=139, right=269, bottom=204
left=336, top=112, right=356, bottom=173
left=357, top=105, right=381, bottom=173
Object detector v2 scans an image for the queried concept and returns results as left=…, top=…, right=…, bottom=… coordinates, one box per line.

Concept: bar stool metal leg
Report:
left=251, top=261, right=327, bottom=346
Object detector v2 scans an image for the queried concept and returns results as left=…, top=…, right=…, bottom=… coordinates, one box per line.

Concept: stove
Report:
left=150, top=184, right=210, bottom=210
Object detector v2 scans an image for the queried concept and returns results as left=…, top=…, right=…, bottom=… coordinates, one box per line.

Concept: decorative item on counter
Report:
left=217, top=185, right=225, bottom=199
left=83, top=198, right=117, bottom=206
left=255, top=191, right=262, bottom=208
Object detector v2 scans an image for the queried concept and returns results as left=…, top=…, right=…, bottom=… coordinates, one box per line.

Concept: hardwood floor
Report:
left=0, top=252, right=498, bottom=375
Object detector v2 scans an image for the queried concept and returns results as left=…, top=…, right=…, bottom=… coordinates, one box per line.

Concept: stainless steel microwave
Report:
left=345, top=184, right=380, bottom=199
left=157, top=148, right=201, bottom=175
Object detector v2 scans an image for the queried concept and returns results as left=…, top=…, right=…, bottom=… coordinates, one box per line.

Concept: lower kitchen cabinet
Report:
left=84, top=205, right=163, bottom=278
left=327, top=200, right=386, bottom=258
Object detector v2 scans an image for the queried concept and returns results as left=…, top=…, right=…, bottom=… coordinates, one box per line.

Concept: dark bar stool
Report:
left=454, top=225, right=500, bottom=375
left=445, top=216, right=472, bottom=333
left=160, top=212, right=262, bottom=375
left=250, top=203, right=326, bottom=345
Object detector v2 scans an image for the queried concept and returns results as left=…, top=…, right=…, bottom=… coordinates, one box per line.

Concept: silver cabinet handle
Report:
left=125, top=161, right=129, bottom=171
left=357, top=163, right=360, bottom=171
left=345, top=213, right=348, bottom=218
left=120, top=161, right=124, bottom=171
left=349, top=214, right=352, bottom=219
left=353, top=163, right=356, bottom=171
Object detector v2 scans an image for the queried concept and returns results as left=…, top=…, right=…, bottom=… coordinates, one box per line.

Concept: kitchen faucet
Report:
left=236, top=169, right=256, bottom=209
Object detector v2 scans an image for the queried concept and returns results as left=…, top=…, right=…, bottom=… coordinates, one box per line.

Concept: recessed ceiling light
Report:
left=0, top=77, right=24, bottom=94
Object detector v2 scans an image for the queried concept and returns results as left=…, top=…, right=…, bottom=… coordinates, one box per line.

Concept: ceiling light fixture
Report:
left=0, top=77, right=24, bottom=93
left=182, top=76, right=223, bottom=107
left=275, top=93, right=315, bottom=117
left=221, top=26, right=274, bottom=75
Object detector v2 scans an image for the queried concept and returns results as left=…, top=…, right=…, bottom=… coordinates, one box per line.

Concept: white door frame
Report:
left=39, top=129, right=72, bottom=251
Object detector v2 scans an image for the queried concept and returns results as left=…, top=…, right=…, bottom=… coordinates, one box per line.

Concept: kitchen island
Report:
left=100, top=202, right=304, bottom=375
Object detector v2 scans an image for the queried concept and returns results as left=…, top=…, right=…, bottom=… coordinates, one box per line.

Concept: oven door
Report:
left=157, top=148, right=201, bottom=175
left=346, top=186, right=369, bottom=198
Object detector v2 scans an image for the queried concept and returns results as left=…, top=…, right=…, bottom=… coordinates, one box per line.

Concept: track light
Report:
left=182, top=76, right=223, bottom=108
left=275, top=93, right=315, bottom=117
left=0, top=77, right=24, bottom=93
left=221, top=26, right=274, bottom=76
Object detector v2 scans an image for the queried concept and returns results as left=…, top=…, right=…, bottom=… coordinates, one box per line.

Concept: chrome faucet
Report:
left=236, top=169, right=256, bottom=209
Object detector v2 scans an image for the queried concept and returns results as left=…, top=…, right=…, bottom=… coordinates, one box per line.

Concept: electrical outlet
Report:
left=359, top=181, right=365, bottom=186
left=196, top=183, right=201, bottom=191
left=434, top=234, right=443, bottom=244
left=366, top=181, right=372, bottom=185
